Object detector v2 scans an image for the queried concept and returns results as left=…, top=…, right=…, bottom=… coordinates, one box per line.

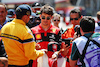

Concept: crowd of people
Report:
left=0, top=2, right=100, bottom=67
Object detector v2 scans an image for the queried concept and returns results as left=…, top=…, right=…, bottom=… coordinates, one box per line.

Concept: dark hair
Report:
left=0, top=2, right=7, bottom=11
left=70, top=9, right=81, bottom=18
left=80, top=16, right=95, bottom=32
left=16, top=14, right=23, bottom=19
left=40, top=4, right=53, bottom=16
left=97, top=11, right=100, bottom=20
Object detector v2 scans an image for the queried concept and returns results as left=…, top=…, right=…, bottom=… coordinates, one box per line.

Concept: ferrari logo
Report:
left=52, top=28, right=56, bottom=33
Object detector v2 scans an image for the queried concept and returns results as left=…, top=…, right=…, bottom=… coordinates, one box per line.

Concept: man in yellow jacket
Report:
left=1, top=4, right=45, bottom=67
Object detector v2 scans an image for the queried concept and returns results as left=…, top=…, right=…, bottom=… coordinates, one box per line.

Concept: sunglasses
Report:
left=53, top=19, right=60, bottom=21
left=70, top=18, right=79, bottom=21
left=41, top=16, right=51, bottom=20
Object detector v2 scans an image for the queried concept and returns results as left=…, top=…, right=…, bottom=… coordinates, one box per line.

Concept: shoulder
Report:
left=2, top=22, right=12, bottom=30
left=74, top=36, right=88, bottom=44
left=51, top=25, right=60, bottom=31
left=31, top=25, right=39, bottom=30
left=62, top=28, right=68, bottom=34
left=50, top=25, right=61, bottom=34
left=92, top=32, right=100, bottom=38
left=73, top=36, right=88, bottom=54
left=31, top=25, right=40, bottom=31
left=92, top=32, right=100, bottom=43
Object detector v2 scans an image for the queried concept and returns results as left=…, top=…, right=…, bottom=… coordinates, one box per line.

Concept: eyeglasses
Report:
left=42, top=16, right=51, bottom=20
left=70, top=18, right=79, bottom=21
left=53, top=19, right=60, bottom=21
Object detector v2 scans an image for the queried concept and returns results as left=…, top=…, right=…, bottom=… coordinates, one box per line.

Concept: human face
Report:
left=70, top=13, right=81, bottom=27
left=40, top=13, right=52, bottom=27
left=0, top=5, right=7, bottom=24
left=52, top=17, right=60, bottom=27
left=23, top=15, right=30, bottom=24
left=31, top=8, right=40, bottom=13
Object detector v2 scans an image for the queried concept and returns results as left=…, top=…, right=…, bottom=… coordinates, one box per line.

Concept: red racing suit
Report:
left=31, top=24, right=62, bottom=67
left=62, top=26, right=78, bottom=67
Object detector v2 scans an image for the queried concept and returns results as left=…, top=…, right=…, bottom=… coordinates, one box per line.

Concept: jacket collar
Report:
left=12, top=18, right=26, bottom=25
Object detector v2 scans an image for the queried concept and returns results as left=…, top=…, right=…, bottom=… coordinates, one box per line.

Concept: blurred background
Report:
left=1, top=0, right=99, bottom=26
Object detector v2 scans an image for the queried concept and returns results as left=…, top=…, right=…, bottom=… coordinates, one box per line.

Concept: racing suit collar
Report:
left=39, top=24, right=53, bottom=31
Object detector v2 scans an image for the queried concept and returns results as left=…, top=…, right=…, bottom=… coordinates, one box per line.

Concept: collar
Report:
left=39, top=24, right=52, bottom=31
left=12, top=18, right=26, bottom=25
left=84, top=33, right=93, bottom=38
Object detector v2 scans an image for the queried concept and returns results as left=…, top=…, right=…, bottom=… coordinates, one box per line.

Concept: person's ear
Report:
left=40, top=15, right=42, bottom=19
left=80, top=16, right=83, bottom=19
left=40, top=15, right=41, bottom=17
left=6, top=10, right=8, bottom=16
left=51, top=16, right=53, bottom=19
left=80, top=27, right=83, bottom=36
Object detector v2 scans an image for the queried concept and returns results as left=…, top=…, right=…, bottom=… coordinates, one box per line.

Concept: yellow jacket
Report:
left=1, top=19, right=44, bottom=65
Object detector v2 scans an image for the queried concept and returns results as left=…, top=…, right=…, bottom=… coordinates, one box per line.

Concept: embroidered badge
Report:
left=52, top=28, right=56, bottom=33
left=36, top=34, right=41, bottom=39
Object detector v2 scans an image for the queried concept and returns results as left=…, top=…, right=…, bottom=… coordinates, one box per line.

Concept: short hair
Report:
left=97, top=11, right=100, bottom=20
left=70, top=8, right=81, bottom=18
left=52, top=13, right=61, bottom=19
left=80, top=16, right=95, bottom=32
left=40, top=4, right=53, bottom=16
left=16, top=14, right=23, bottom=19
left=0, top=2, right=7, bottom=11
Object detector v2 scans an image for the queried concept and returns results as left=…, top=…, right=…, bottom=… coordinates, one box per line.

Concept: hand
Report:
left=73, top=32, right=78, bottom=40
left=35, top=43, right=41, bottom=50
left=52, top=51, right=59, bottom=59
left=73, top=32, right=80, bottom=40
left=41, top=49, right=48, bottom=54
left=60, top=42, right=70, bottom=56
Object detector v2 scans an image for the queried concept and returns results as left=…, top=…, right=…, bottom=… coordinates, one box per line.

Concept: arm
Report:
left=23, top=29, right=44, bottom=60
left=23, top=39, right=44, bottom=60
left=69, top=56, right=77, bottom=67
left=69, top=42, right=79, bottom=67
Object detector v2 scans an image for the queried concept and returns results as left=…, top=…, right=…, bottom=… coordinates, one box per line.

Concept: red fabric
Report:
left=32, top=60, right=37, bottom=67
left=48, top=58, right=57, bottom=67
left=31, top=24, right=60, bottom=67
left=0, top=37, right=2, bottom=41
left=62, top=27, right=78, bottom=67
left=62, top=26, right=75, bottom=39
left=47, top=51, right=54, bottom=58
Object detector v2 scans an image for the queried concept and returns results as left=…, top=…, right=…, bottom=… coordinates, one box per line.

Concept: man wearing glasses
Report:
left=62, top=8, right=82, bottom=67
left=31, top=4, right=62, bottom=67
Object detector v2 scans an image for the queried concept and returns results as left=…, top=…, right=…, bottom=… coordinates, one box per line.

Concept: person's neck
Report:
left=41, top=24, right=50, bottom=31
left=82, top=31, right=93, bottom=36
left=54, top=24, right=59, bottom=28
left=0, top=20, right=5, bottom=26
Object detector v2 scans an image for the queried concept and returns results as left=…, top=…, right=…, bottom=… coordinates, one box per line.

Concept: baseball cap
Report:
left=32, top=2, right=42, bottom=8
left=7, top=9, right=15, bottom=17
left=30, top=12, right=36, bottom=18
left=15, top=4, right=32, bottom=16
